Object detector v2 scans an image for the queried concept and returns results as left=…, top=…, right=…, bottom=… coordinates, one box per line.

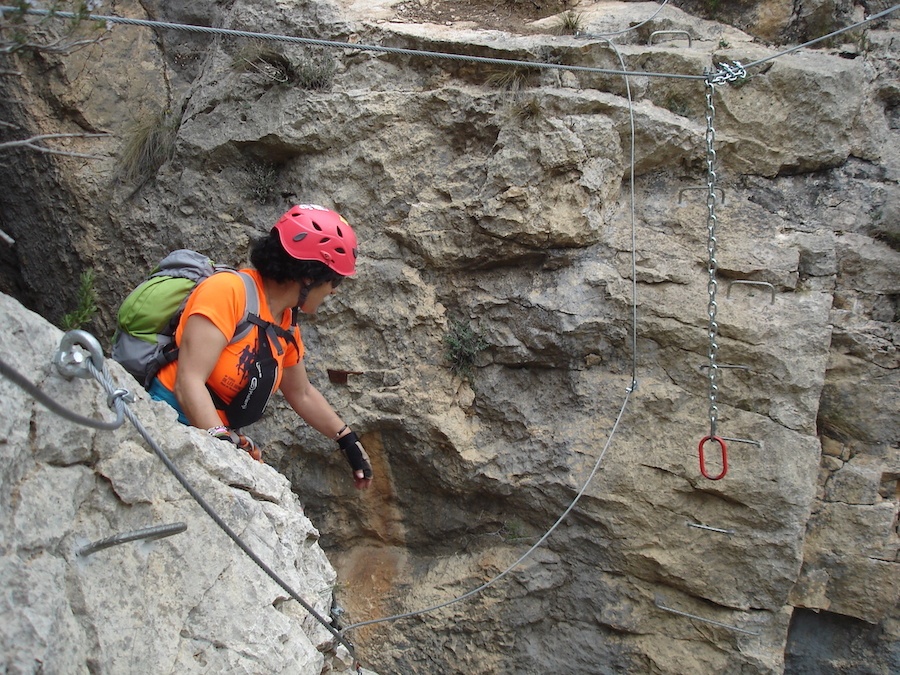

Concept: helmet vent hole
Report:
left=311, top=220, right=323, bottom=231
left=293, top=233, right=308, bottom=242
left=335, top=247, right=345, bottom=254
left=336, top=226, right=344, bottom=237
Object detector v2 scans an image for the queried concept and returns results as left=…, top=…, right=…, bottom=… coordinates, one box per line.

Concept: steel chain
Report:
left=708, top=61, right=746, bottom=86
left=704, top=74, right=721, bottom=438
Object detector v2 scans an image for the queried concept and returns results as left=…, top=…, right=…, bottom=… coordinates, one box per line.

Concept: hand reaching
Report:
left=337, top=430, right=373, bottom=490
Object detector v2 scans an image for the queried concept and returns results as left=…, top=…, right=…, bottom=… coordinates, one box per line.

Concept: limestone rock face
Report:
left=0, top=293, right=363, bottom=674
left=1, top=1, right=898, bottom=674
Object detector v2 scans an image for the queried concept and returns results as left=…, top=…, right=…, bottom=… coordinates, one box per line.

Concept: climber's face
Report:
left=299, top=278, right=339, bottom=314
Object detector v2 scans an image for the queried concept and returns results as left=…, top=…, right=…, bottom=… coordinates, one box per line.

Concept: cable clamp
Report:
left=107, top=388, right=135, bottom=409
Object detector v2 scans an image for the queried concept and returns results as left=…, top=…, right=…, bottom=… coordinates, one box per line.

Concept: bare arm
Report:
left=173, top=314, right=229, bottom=430
left=281, top=360, right=346, bottom=438
left=282, top=361, right=372, bottom=489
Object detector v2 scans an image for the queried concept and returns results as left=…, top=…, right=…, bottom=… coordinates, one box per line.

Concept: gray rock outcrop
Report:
left=0, top=293, right=364, bottom=674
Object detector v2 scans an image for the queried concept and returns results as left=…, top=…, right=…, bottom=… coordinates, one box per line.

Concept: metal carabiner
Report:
left=698, top=435, right=728, bottom=480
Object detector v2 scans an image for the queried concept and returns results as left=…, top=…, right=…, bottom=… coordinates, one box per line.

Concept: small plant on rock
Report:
left=444, top=318, right=488, bottom=378
left=485, top=66, right=536, bottom=94
left=555, top=10, right=583, bottom=35
left=511, top=96, right=542, bottom=121
left=60, top=268, right=97, bottom=330
left=246, top=160, right=280, bottom=204
left=115, top=108, right=180, bottom=185
left=232, top=43, right=295, bottom=83
left=295, top=53, right=336, bottom=91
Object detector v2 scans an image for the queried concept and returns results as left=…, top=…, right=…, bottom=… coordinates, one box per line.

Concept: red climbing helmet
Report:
left=272, top=204, right=358, bottom=276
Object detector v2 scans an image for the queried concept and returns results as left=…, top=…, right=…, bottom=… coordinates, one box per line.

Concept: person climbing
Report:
left=148, top=204, right=373, bottom=489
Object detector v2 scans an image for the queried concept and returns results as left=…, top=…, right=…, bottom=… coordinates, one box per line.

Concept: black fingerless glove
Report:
left=337, top=431, right=373, bottom=479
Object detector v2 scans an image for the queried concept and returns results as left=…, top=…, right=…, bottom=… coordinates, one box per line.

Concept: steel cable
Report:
left=343, top=39, right=641, bottom=634
left=0, top=349, right=358, bottom=659
left=0, top=355, right=127, bottom=429
left=343, top=388, right=632, bottom=633
left=81, top=359, right=358, bottom=658
left=2, top=6, right=705, bottom=80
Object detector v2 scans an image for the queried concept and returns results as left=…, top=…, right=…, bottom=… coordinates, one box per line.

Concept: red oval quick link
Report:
left=698, top=435, right=728, bottom=480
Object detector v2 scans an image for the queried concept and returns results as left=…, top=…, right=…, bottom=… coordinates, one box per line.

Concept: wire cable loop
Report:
left=343, top=387, right=633, bottom=633
left=342, top=37, right=641, bottom=631
left=0, top=354, right=127, bottom=430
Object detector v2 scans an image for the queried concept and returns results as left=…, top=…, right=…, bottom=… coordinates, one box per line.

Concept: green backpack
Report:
left=111, top=249, right=288, bottom=388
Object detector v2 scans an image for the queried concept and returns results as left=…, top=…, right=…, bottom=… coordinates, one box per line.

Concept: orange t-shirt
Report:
left=156, top=269, right=304, bottom=422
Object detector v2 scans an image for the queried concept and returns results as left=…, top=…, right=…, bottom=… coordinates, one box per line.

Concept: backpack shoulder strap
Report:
left=232, top=270, right=298, bottom=356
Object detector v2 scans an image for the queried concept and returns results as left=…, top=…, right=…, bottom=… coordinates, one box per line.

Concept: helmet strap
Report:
left=296, top=281, right=311, bottom=311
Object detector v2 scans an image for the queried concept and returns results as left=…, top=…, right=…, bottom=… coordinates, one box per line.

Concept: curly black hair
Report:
left=250, top=229, right=341, bottom=288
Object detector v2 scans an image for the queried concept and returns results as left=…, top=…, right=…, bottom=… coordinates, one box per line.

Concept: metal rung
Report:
left=720, top=436, right=762, bottom=448
left=679, top=186, right=725, bottom=205
left=76, top=522, right=187, bottom=557
left=698, top=364, right=750, bottom=372
left=726, top=280, right=776, bottom=304
left=686, top=522, right=735, bottom=535
left=649, top=30, right=693, bottom=47
left=655, top=595, right=759, bottom=635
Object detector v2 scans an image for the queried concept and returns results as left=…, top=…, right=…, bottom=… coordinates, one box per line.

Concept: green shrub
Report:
left=444, top=319, right=488, bottom=378
left=60, top=268, right=97, bottom=330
